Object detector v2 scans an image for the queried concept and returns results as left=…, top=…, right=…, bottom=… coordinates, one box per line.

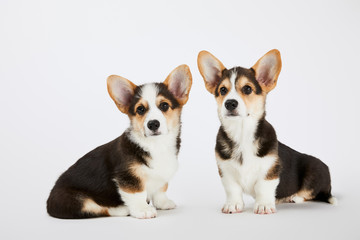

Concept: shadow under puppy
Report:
left=47, top=65, right=192, bottom=219
left=197, top=50, right=336, bottom=214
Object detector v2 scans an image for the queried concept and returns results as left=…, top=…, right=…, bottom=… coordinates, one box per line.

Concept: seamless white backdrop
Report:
left=1, top=0, right=360, bottom=239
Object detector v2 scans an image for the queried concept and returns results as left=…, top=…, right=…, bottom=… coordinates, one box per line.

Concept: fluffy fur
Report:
left=47, top=65, right=192, bottom=219
left=198, top=50, right=335, bottom=214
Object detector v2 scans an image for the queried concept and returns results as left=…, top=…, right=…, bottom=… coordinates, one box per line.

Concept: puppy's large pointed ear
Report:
left=197, top=51, right=226, bottom=94
left=252, top=49, right=282, bottom=93
left=107, top=75, right=137, bottom=113
left=163, top=64, right=192, bottom=106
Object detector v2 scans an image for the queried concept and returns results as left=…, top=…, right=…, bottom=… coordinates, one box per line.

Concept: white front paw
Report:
left=222, top=202, right=244, bottom=214
left=254, top=202, right=276, bottom=214
left=153, top=199, right=176, bottom=210
left=130, top=205, right=157, bottom=219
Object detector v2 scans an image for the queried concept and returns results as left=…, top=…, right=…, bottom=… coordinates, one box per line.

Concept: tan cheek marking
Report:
left=81, top=198, right=110, bottom=216
left=165, top=108, right=181, bottom=129
left=242, top=93, right=265, bottom=116
left=216, top=96, right=224, bottom=109
left=130, top=114, right=146, bottom=134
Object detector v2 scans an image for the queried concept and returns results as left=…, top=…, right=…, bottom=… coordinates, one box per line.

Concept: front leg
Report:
left=119, top=189, right=157, bottom=219
left=115, top=163, right=157, bottom=219
left=152, top=183, right=176, bottom=210
left=254, top=178, right=279, bottom=214
left=220, top=167, right=244, bottom=214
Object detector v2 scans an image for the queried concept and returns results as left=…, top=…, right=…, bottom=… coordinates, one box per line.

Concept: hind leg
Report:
left=81, top=197, right=130, bottom=217
left=47, top=188, right=110, bottom=219
left=285, top=189, right=314, bottom=203
left=81, top=198, right=110, bottom=217
left=300, top=155, right=335, bottom=204
left=291, top=195, right=305, bottom=203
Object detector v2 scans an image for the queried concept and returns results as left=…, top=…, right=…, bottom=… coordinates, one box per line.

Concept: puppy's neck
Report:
left=220, top=113, right=264, bottom=146
left=128, top=125, right=180, bottom=154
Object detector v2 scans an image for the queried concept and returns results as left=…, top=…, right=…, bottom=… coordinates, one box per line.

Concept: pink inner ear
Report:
left=207, top=66, right=221, bottom=88
left=119, top=88, right=133, bottom=106
left=113, top=81, right=133, bottom=106
left=169, top=72, right=187, bottom=99
left=257, top=70, right=271, bottom=86
left=255, top=53, right=279, bottom=87
left=203, top=57, right=222, bottom=87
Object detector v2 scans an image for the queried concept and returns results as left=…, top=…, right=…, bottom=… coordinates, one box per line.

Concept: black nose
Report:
left=147, top=120, right=160, bottom=131
left=225, top=99, right=238, bottom=111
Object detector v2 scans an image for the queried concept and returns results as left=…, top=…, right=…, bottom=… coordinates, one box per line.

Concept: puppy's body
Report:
left=217, top=114, right=332, bottom=205
left=198, top=51, right=335, bottom=214
left=47, top=67, right=192, bottom=219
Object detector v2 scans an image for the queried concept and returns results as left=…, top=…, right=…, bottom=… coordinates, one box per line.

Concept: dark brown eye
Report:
left=242, top=85, right=252, bottom=95
left=136, top=105, right=146, bottom=115
left=159, top=102, right=169, bottom=112
left=220, top=87, right=228, bottom=96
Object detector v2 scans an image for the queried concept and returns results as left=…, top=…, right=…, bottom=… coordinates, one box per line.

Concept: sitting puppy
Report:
left=47, top=65, right=192, bottom=219
left=197, top=50, right=336, bottom=214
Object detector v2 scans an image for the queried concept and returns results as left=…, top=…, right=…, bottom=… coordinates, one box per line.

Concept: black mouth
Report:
left=149, top=132, right=161, bottom=136
left=226, top=112, right=240, bottom=117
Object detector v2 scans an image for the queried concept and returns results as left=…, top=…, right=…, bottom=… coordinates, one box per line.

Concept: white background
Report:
left=1, top=0, right=360, bottom=239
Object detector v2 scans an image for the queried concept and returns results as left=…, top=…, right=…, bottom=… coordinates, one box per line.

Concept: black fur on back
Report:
left=276, top=142, right=332, bottom=201
left=254, top=116, right=332, bottom=202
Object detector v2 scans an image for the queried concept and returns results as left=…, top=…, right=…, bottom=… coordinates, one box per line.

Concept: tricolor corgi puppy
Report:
left=47, top=65, right=192, bottom=219
left=197, top=50, right=336, bottom=214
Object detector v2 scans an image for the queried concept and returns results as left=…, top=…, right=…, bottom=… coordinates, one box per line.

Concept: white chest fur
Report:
left=130, top=131, right=179, bottom=196
left=218, top=117, right=277, bottom=197
left=143, top=145, right=178, bottom=196
left=218, top=152, right=276, bottom=197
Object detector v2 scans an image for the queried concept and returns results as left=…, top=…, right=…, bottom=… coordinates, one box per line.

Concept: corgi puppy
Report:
left=197, top=50, right=336, bottom=214
left=47, top=65, right=192, bottom=219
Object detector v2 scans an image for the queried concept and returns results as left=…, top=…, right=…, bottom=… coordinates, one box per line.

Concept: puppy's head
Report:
left=107, top=65, right=192, bottom=137
left=197, top=50, right=281, bottom=120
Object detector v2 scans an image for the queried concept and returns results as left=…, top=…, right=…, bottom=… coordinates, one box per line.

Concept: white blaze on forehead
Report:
left=226, top=70, right=241, bottom=102
left=229, top=70, right=237, bottom=88
left=140, top=84, right=158, bottom=107
left=140, top=84, right=168, bottom=136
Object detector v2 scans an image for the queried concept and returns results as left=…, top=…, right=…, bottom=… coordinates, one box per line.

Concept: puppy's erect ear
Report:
left=163, top=64, right=192, bottom=105
left=107, top=75, right=137, bottom=113
left=252, top=49, right=282, bottom=93
left=197, top=51, right=226, bottom=94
